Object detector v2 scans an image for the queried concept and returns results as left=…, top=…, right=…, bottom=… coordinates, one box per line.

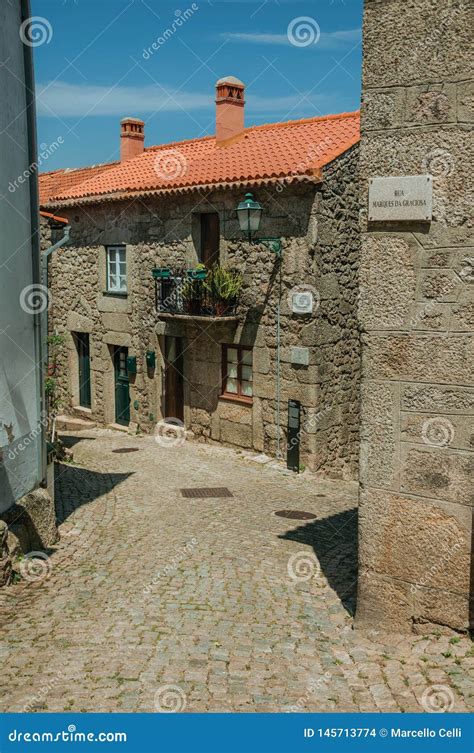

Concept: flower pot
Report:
left=186, top=298, right=201, bottom=315
left=214, top=302, right=229, bottom=317
left=152, top=267, right=172, bottom=279
left=187, top=269, right=207, bottom=280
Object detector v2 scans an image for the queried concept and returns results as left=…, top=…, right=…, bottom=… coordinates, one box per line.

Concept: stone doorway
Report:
left=113, top=346, right=130, bottom=426
left=164, top=336, right=184, bottom=422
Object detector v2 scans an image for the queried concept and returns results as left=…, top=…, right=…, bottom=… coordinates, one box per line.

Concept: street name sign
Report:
left=368, top=175, right=433, bottom=222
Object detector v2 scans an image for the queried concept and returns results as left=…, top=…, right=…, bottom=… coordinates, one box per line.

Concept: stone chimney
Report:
left=120, top=117, right=145, bottom=161
left=215, top=76, right=245, bottom=144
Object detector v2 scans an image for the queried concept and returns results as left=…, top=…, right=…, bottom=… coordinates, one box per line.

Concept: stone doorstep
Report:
left=107, top=423, right=130, bottom=434
left=55, top=415, right=97, bottom=432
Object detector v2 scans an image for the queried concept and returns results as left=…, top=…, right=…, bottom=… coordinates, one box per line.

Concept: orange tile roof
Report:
left=39, top=210, right=69, bottom=224
left=39, top=162, right=118, bottom=204
left=42, top=111, right=360, bottom=208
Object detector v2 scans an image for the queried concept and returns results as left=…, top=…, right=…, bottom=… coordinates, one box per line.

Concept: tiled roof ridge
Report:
left=144, top=110, right=360, bottom=153
left=41, top=161, right=119, bottom=178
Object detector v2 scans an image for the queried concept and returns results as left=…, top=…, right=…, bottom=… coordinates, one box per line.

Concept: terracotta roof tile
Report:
left=39, top=162, right=118, bottom=204
left=42, top=111, right=360, bottom=207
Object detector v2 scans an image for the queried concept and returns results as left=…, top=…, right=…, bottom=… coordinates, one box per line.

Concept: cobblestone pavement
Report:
left=0, top=429, right=472, bottom=713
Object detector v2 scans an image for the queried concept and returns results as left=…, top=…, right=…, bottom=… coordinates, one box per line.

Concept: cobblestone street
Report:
left=0, top=430, right=472, bottom=713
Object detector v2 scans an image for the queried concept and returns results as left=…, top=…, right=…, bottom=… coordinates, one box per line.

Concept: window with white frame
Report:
left=106, top=246, right=127, bottom=293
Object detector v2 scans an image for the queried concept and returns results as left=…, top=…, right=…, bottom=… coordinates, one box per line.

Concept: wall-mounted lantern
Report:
left=236, top=192, right=282, bottom=255
left=236, top=192, right=263, bottom=240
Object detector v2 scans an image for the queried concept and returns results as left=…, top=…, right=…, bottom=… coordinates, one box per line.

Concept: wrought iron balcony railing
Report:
left=153, top=267, right=240, bottom=318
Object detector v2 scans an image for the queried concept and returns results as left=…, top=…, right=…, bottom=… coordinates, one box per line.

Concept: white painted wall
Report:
left=0, top=0, right=44, bottom=513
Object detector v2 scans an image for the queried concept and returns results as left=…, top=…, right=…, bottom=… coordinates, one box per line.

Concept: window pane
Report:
left=227, top=364, right=238, bottom=378
left=107, top=247, right=127, bottom=291
left=227, top=348, right=238, bottom=364
left=241, top=349, right=252, bottom=365
left=241, top=380, right=253, bottom=397
left=226, top=378, right=238, bottom=394
left=242, top=365, right=252, bottom=382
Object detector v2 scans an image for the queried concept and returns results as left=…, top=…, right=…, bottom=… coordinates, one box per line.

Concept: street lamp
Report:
left=236, top=192, right=263, bottom=241
left=236, top=192, right=282, bottom=255
left=236, top=192, right=283, bottom=462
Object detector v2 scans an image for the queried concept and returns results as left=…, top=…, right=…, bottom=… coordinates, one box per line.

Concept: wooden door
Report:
left=200, top=212, right=220, bottom=268
left=77, top=332, right=91, bottom=408
left=164, top=336, right=184, bottom=422
left=114, top=346, right=130, bottom=425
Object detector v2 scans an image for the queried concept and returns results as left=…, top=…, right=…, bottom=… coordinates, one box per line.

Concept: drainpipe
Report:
left=275, top=256, right=283, bottom=460
left=40, top=223, right=70, bottom=448
left=21, top=0, right=48, bottom=486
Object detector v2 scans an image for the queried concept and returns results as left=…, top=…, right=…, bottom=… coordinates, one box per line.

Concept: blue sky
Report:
left=31, top=0, right=363, bottom=171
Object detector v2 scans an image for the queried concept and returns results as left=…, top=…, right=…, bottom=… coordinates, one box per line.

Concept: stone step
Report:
left=55, top=415, right=96, bottom=432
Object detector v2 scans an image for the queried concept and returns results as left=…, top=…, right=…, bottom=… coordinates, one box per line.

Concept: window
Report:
left=221, top=345, right=253, bottom=401
left=200, top=213, right=220, bottom=267
left=106, top=246, right=127, bottom=293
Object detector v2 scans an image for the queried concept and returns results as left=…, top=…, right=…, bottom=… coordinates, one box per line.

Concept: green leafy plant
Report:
left=44, top=376, right=62, bottom=417
left=204, top=265, right=243, bottom=302
left=181, top=277, right=204, bottom=302
left=47, top=333, right=65, bottom=375
left=47, top=333, right=66, bottom=350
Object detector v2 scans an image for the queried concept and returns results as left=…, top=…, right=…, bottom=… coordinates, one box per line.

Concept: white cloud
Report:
left=223, top=28, right=362, bottom=49
left=36, top=81, right=212, bottom=118
left=36, top=81, right=337, bottom=119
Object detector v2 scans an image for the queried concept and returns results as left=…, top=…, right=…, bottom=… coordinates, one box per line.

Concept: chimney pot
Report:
left=215, top=76, right=245, bottom=144
left=120, top=117, right=145, bottom=161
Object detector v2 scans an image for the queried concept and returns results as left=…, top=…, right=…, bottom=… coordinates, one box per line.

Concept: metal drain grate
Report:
left=274, top=510, right=317, bottom=520
left=112, top=448, right=140, bottom=454
left=181, top=487, right=233, bottom=499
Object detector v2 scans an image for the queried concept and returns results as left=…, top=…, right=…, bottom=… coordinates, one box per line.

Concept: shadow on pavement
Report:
left=58, top=434, right=96, bottom=450
left=54, top=462, right=132, bottom=525
left=279, top=507, right=358, bottom=616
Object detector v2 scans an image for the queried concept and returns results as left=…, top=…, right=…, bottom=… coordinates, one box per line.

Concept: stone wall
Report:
left=0, top=489, right=59, bottom=586
left=356, top=0, right=473, bottom=632
left=47, top=146, right=359, bottom=479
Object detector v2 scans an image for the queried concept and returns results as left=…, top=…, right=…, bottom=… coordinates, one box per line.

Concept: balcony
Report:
left=153, top=266, right=241, bottom=320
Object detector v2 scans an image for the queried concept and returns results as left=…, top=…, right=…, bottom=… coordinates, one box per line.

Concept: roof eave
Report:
left=44, top=172, right=323, bottom=210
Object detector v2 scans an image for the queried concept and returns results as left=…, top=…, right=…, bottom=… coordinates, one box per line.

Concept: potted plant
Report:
left=205, top=265, right=243, bottom=316
left=47, top=333, right=65, bottom=376
left=152, top=267, right=172, bottom=280
left=186, top=263, right=208, bottom=281
left=182, top=276, right=204, bottom=314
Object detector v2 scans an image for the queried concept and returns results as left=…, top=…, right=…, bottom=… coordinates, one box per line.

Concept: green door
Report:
left=77, top=333, right=91, bottom=408
left=114, top=346, right=130, bottom=425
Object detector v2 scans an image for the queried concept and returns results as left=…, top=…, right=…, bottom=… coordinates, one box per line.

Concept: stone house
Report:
left=40, top=77, right=360, bottom=479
